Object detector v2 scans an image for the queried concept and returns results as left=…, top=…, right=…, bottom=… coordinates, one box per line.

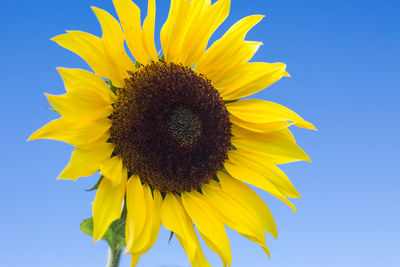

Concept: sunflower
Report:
left=29, top=0, right=315, bottom=266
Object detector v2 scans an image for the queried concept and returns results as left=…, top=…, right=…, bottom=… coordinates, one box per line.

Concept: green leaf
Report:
left=85, top=176, right=103, bottom=192
left=80, top=217, right=94, bottom=236
left=80, top=215, right=126, bottom=250
left=103, top=215, right=126, bottom=250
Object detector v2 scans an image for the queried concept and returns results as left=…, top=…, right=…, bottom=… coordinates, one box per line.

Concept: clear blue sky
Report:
left=1, top=0, right=399, bottom=266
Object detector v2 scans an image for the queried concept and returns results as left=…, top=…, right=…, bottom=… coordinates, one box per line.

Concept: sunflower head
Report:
left=29, top=0, right=315, bottom=266
left=110, top=61, right=232, bottom=193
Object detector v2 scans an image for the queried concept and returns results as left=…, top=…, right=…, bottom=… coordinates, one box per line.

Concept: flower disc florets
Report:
left=110, top=62, right=231, bottom=193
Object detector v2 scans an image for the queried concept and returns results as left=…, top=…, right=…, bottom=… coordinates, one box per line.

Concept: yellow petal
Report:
left=142, top=0, right=159, bottom=61
left=113, top=0, right=150, bottom=64
left=231, top=128, right=311, bottom=164
left=130, top=254, right=140, bottom=267
left=125, top=176, right=147, bottom=253
left=28, top=117, right=111, bottom=147
left=231, top=116, right=293, bottom=133
left=217, top=171, right=277, bottom=238
left=56, top=67, right=116, bottom=103
left=91, top=7, right=135, bottom=77
left=192, top=248, right=212, bottom=267
left=203, top=41, right=263, bottom=89
left=161, top=193, right=211, bottom=266
left=228, top=150, right=301, bottom=198
left=93, top=177, right=126, bottom=242
left=227, top=99, right=316, bottom=130
left=219, top=62, right=288, bottom=101
left=141, top=188, right=163, bottom=252
left=161, top=193, right=196, bottom=260
left=202, top=181, right=270, bottom=257
left=160, top=0, right=192, bottom=64
left=194, top=15, right=264, bottom=84
left=224, top=157, right=296, bottom=212
left=100, top=156, right=127, bottom=187
left=177, top=0, right=230, bottom=67
left=45, top=90, right=113, bottom=121
left=182, top=191, right=231, bottom=266
left=51, top=31, right=125, bottom=87
left=58, top=141, right=114, bottom=180
left=127, top=184, right=162, bottom=255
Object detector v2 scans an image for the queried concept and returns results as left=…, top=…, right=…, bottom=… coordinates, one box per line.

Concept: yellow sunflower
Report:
left=29, top=0, right=315, bottom=266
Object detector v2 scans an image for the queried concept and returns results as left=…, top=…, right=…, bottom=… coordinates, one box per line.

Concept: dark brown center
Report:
left=109, top=62, right=231, bottom=193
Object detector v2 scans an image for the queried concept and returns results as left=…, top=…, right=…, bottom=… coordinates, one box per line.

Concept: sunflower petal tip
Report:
left=56, top=174, right=78, bottom=181
left=249, top=14, right=266, bottom=23
left=90, top=6, right=104, bottom=18
left=27, top=131, right=40, bottom=142
left=50, top=34, right=62, bottom=42
left=56, top=67, right=71, bottom=77
left=283, top=71, right=291, bottom=77
left=93, top=235, right=100, bottom=244
left=300, top=121, right=317, bottom=130
left=261, top=244, right=271, bottom=258
left=300, top=151, right=312, bottom=163
left=307, top=123, right=317, bottom=131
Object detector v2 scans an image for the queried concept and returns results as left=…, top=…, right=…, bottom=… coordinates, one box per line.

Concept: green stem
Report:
left=106, top=247, right=122, bottom=267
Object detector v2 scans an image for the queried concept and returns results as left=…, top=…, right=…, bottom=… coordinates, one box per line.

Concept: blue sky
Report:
left=1, top=0, right=399, bottom=266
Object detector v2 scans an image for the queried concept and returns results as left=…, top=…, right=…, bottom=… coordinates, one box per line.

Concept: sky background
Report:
left=1, top=0, right=399, bottom=266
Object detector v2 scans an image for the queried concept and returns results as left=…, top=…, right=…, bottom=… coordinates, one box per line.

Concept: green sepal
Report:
left=168, top=231, right=174, bottom=244
left=106, top=81, right=119, bottom=95
left=220, top=166, right=230, bottom=175
left=85, top=176, right=104, bottom=192
left=135, top=61, right=142, bottom=68
left=46, top=106, right=60, bottom=114
left=224, top=99, right=238, bottom=104
left=80, top=215, right=127, bottom=250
